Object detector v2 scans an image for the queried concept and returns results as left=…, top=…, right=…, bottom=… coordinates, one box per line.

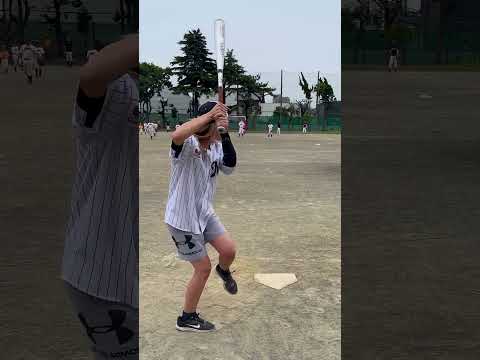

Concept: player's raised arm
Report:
left=171, top=102, right=228, bottom=145
left=79, top=34, right=138, bottom=98
left=219, top=131, right=237, bottom=175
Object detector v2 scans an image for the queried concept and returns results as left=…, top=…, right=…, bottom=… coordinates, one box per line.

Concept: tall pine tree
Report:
left=170, top=29, right=216, bottom=115
left=223, top=49, right=246, bottom=97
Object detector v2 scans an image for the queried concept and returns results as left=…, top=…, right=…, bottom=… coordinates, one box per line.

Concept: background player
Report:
left=65, top=37, right=73, bottom=66
left=266, top=122, right=274, bottom=138
left=146, top=122, right=155, bottom=139
left=22, top=40, right=36, bottom=84
left=0, top=45, right=8, bottom=74
left=238, top=118, right=245, bottom=137
left=19, top=42, right=26, bottom=70
left=34, top=43, right=45, bottom=78
left=62, top=34, right=139, bottom=359
left=165, top=101, right=238, bottom=332
left=302, top=122, right=308, bottom=134
left=388, top=41, right=399, bottom=72
left=10, top=43, right=19, bottom=72
left=277, top=120, right=281, bottom=135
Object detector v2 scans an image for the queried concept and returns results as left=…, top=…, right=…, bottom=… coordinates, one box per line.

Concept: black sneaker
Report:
left=176, top=313, right=215, bottom=332
left=215, top=264, right=238, bottom=295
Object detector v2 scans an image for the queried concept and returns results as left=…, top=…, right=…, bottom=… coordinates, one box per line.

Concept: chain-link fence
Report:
left=20, top=21, right=129, bottom=60
left=343, top=29, right=480, bottom=65
left=145, top=70, right=342, bottom=132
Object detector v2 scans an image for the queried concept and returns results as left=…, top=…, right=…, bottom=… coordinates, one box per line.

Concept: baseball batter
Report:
left=62, top=34, right=139, bottom=359
left=165, top=100, right=238, bottom=332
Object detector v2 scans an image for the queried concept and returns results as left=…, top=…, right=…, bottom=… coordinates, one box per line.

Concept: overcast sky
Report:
left=140, top=0, right=341, bottom=101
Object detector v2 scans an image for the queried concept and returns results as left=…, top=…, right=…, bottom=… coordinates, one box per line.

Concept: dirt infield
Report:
left=343, top=70, right=480, bottom=140
left=0, top=67, right=93, bottom=359
left=140, top=132, right=341, bottom=360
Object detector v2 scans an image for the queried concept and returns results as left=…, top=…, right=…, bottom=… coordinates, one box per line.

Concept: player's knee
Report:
left=195, top=261, right=212, bottom=279
left=222, top=245, right=236, bottom=262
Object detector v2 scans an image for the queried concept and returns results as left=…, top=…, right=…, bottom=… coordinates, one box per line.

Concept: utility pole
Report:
left=280, top=69, right=283, bottom=127
left=316, top=71, right=320, bottom=130
left=236, top=77, right=239, bottom=115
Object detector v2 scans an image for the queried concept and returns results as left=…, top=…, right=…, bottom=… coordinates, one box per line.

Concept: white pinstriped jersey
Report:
left=62, top=74, right=139, bottom=308
left=22, top=45, right=35, bottom=61
left=165, top=136, right=234, bottom=234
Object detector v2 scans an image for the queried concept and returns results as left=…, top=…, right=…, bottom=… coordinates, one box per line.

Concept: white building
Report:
left=151, top=89, right=238, bottom=115
left=260, top=103, right=291, bottom=117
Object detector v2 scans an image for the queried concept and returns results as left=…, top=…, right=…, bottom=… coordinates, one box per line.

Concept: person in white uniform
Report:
left=388, top=41, right=400, bottom=72
left=62, top=34, right=139, bottom=360
left=22, top=40, right=36, bottom=84
left=34, top=45, right=45, bottom=78
left=11, top=43, right=19, bottom=72
left=165, top=100, right=238, bottom=333
left=267, top=122, right=274, bottom=138
left=238, top=119, right=245, bottom=137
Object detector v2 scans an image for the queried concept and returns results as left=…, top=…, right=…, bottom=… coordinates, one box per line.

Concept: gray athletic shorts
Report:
left=65, top=283, right=139, bottom=359
left=167, top=214, right=226, bottom=262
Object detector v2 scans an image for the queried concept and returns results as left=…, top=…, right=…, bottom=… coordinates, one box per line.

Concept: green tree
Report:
left=139, top=62, right=172, bottom=123
left=298, top=72, right=313, bottom=118
left=170, top=104, right=178, bottom=119
left=113, top=0, right=137, bottom=34
left=436, top=0, right=456, bottom=64
left=385, top=23, right=413, bottom=64
left=223, top=49, right=246, bottom=96
left=170, top=29, right=216, bottom=115
left=372, top=0, right=402, bottom=33
left=9, top=0, right=30, bottom=43
left=314, top=77, right=336, bottom=131
left=352, top=0, right=371, bottom=64
left=76, top=5, right=91, bottom=52
left=274, top=104, right=298, bottom=129
left=159, top=97, right=168, bottom=124
left=42, top=0, right=83, bottom=57
left=237, top=73, right=275, bottom=128
left=0, top=1, right=16, bottom=44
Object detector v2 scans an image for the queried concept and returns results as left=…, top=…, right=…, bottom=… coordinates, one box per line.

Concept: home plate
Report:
left=254, top=273, right=298, bottom=290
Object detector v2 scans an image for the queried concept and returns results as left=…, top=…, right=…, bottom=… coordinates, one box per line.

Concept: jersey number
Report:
left=210, top=161, right=219, bottom=178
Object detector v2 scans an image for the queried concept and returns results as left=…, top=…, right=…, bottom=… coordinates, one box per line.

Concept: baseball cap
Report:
left=198, top=101, right=218, bottom=116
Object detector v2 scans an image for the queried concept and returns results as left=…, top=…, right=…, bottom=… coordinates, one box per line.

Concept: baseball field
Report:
left=140, top=132, right=341, bottom=360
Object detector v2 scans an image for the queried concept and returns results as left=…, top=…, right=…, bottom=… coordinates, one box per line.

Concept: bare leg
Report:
left=209, top=232, right=236, bottom=271
left=184, top=256, right=211, bottom=313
